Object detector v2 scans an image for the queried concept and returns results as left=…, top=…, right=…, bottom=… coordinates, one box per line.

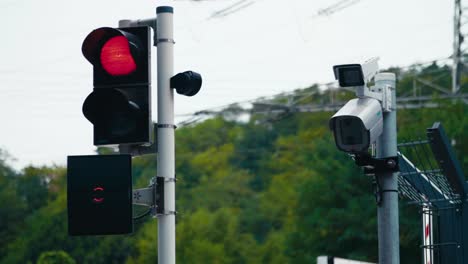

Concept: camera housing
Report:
left=329, top=97, right=383, bottom=153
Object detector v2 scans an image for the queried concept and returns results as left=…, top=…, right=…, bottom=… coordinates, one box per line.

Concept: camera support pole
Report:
left=374, top=73, right=399, bottom=264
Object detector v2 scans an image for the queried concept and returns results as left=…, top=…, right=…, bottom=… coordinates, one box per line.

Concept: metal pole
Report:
left=156, top=6, right=176, bottom=264
left=375, top=73, right=399, bottom=264
left=422, top=206, right=434, bottom=264
left=452, top=0, right=462, bottom=94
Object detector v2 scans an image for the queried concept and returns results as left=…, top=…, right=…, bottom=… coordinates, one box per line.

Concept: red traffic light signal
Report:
left=100, top=36, right=137, bottom=76
left=82, top=26, right=151, bottom=146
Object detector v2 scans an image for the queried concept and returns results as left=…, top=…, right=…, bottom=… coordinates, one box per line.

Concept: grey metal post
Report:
left=452, top=0, right=462, bottom=94
left=375, top=73, right=399, bottom=264
left=156, top=6, right=176, bottom=264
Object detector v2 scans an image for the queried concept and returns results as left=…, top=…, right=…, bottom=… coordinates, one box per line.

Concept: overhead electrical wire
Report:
left=208, top=0, right=255, bottom=19
left=312, top=0, right=362, bottom=19
left=175, top=57, right=459, bottom=128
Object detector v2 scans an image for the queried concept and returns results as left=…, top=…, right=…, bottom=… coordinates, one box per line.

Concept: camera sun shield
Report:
left=333, top=58, right=380, bottom=89
left=333, top=64, right=365, bottom=87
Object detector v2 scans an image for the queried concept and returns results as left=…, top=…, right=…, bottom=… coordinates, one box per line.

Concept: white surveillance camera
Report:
left=329, top=97, right=383, bottom=153
left=333, top=58, right=379, bottom=88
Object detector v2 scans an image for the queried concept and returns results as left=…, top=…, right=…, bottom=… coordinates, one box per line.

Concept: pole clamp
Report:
left=157, top=123, right=177, bottom=129
left=165, top=178, right=177, bottom=183
left=373, top=174, right=399, bottom=206
left=163, top=210, right=177, bottom=216
left=157, top=175, right=177, bottom=183
left=156, top=38, right=175, bottom=45
left=381, top=189, right=399, bottom=194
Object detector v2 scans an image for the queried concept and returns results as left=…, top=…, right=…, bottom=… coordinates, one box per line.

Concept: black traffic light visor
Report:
left=82, top=27, right=141, bottom=66
left=82, top=89, right=141, bottom=125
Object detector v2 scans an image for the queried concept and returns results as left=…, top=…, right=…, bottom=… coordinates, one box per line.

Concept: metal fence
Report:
left=397, top=122, right=466, bottom=264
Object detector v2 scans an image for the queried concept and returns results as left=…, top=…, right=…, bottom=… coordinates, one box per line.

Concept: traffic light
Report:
left=67, top=155, right=133, bottom=236
left=82, top=26, right=151, bottom=146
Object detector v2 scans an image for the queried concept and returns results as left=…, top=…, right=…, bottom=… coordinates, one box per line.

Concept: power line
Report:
left=313, top=0, right=362, bottom=18
left=208, top=0, right=255, bottom=19
left=176, top=65, right=466, bottom=127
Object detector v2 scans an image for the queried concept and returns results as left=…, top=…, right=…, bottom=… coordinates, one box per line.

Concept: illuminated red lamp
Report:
left=100, top=36, right=137, bottom=76
left=92, top=186, right=105, bottom=203
left=93, top=198, right=104, bottom=203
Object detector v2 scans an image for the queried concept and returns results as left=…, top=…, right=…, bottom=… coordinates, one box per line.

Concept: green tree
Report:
left=37, top=251, right=75, bottom=264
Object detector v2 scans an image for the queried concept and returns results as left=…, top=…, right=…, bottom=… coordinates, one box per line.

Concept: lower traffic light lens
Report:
left=100, top=36, right=137, bottom=76
left=83, top=89, right=144, bottom=145
left=108, top=102, right=140, bottom=138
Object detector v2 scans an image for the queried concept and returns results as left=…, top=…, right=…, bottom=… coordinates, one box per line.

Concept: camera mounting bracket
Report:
left=353, top=152, right=400, bottom=175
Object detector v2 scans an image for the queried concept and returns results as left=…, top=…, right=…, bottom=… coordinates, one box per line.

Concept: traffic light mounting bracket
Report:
left=119, top=143, right=157, bottom=156
left=117, top=123, right=177, bottom=156
left=132, top=176, right=166, bottom=216
left=118, top=123, right=159, bottom=156
left=132, top=186, right=155, bottom=207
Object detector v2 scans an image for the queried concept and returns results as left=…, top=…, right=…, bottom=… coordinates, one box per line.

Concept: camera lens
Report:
left=339, top=117, right=363, bottom=145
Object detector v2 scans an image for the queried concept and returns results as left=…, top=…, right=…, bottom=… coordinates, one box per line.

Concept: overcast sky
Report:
left=0, top=0, right=453, bottom=170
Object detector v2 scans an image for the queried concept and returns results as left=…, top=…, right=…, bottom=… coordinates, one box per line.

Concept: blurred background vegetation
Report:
left=0, top=63, right=467, bottom=263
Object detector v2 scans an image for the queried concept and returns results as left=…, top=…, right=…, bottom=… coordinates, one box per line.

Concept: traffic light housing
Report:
left=67, top=155, right=133, bottom=236
left=82, top=26, right=151, bottom=146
